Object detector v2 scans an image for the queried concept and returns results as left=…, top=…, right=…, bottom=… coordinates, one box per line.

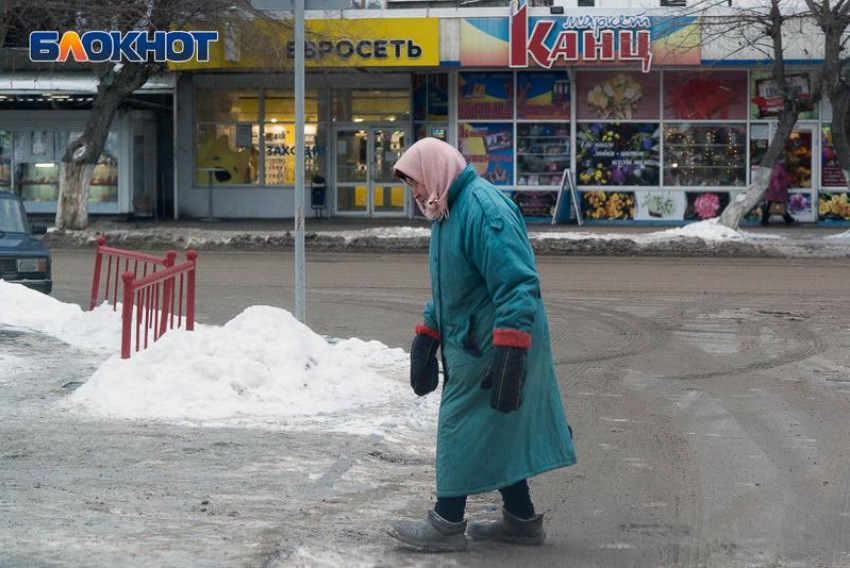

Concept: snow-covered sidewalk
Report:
left=42, top=219, right=850, bottom=257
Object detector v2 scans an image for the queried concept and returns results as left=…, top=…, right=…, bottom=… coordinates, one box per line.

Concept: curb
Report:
left=39, top=229, right=850, bottom=258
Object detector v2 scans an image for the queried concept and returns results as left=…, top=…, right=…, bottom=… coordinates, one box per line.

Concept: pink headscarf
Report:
left=394, top=137, right=467, bottom=221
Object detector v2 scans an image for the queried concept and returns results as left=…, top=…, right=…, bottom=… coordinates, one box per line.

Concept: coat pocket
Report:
left=462, top=315, right=483, bottom=358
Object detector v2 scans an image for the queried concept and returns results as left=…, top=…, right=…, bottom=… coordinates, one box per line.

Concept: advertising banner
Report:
left=458, top=122, right=513, bottom=186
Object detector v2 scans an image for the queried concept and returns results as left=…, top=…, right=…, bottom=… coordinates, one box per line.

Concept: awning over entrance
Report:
left=0, top=72, right=174, bottom=94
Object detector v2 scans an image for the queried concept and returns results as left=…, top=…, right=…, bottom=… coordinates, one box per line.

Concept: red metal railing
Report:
left=90, top=237, right=175, bottom=311
left=120, top=250, right=197, bottom=359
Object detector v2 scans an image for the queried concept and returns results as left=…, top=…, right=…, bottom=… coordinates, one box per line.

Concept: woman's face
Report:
left=400, top=174, right=428, bottom=201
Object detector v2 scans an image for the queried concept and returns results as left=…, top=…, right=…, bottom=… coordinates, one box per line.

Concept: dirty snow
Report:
left=321, top=226, right=432, bottom=243
left=825, top=229, right=850, bottom=240
left=0, top=280, right=121, bottom=353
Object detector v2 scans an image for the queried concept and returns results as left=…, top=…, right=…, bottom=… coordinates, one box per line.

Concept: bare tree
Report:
left=8, top=0, right=260, bottom=230
left=805, top=0, right=850, bottom=188
left=661, top=0, right=816, bottom=228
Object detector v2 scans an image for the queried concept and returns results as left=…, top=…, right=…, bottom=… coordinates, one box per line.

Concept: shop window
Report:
left=332, top=89, right=410, bottom=123
left=90, top=132, right=119, bottom=203
left=458, top=72, right=514, bottom=120
left=663, top=124, right=746, bottom=187
left=750, top=123, right=770, bottom=169
left=0, top=131, right=10, bottom=189
left=264, top=90, right=321, bottom=123
left=263, top=122, right=324, bottom=186
left=196, top=123, right=260, bottom=185
left=821, top=126, right=847, bottom=187
left=13, top=131, right=118, bottom=203
left=414, top=125, right=447, bottom=142
left=458, top=122, right=513, bottom=186
left=516, top=123, right=570, bottom=187
left=196, top=89, right=260, bottom=122
left=517, top=71, right=570, bottom=120
left=750, top=70, right=818, bottom=120
left=576, top=123, right=660, bottom=186
left=196, top=88, right=261, bottom=186
left=663, top=71, right=747, bottom=120
left=577, top=71, right=660, bottom=120
left=414, top=73, right=449, bottom=145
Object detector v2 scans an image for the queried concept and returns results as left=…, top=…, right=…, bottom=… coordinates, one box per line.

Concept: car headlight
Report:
left=16, top=258, right=48, bottom=273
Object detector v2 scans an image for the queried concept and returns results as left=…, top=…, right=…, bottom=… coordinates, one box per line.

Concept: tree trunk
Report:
left=720, top=108, right=798, bottom=229
left=56, top=163, right=95, bottom=230
left=55, top=64, right=152, bottom=231
left=828, top=86, right=850, bottom=190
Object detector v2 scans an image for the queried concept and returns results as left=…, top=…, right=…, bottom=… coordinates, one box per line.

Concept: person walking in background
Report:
left=763, top=157, right=795, bottom=225
left=386, top=137, right=577, bottom=553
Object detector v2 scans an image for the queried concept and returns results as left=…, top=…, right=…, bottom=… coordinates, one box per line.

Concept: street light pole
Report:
left=294, top=0, right=306, bottom=323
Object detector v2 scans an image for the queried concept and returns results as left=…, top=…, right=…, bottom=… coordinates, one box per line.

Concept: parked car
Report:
left=0, top=190, right=51, bottom=294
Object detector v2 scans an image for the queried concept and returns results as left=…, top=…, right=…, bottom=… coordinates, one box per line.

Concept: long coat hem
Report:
left=436, top=456, right=577, bottom=498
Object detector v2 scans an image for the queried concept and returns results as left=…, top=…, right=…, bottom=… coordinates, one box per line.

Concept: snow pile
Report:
left=651, top=219, right=745, bottom=241
left=0, top=280, right=121, bottom=353
left=322, top=226, right=431, bottom=243
left=531, top=231, right=621, bottom=241
left=67, top=305, right=437, bottom=435
left=825, top=229, right=850, bottom=240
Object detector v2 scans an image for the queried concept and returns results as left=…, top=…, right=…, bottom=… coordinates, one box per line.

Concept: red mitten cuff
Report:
left=493, top=329, right=532, bottom=349
left=415, top=324, right=441, bottom=341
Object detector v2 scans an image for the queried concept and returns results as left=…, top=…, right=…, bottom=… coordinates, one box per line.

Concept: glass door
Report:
left=335, top=127, right=407, bottom=217
left=371, top=129, right=406, bottom=216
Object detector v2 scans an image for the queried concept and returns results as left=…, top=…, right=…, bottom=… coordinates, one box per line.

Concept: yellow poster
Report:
left=171, top=18, right=440, bottom=70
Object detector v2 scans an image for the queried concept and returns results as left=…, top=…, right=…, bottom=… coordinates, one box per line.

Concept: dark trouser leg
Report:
left=434, top=495, right=467, bottom=523
left=761, top=203, right=771, bottom=225
left=499, top=479, right=536, bottom=520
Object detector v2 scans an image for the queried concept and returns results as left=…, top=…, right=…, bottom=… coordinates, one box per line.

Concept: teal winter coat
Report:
left=424, top=165, right=577, bottom=497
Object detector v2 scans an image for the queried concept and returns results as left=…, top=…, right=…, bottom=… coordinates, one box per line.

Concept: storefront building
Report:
left=173, top=6, right=850, bottom=224
left=0, top=72, right=172, bottom=218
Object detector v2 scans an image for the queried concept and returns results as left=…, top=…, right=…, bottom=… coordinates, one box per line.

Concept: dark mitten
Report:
left=410, top=331, right=440, bottom=396
left=480, top=346, right=527, bottom=413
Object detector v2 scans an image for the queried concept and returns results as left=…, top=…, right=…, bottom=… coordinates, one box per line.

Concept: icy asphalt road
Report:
left=2, top=251, right=850, bottom=567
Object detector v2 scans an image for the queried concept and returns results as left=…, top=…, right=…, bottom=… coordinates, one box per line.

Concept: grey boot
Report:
left=386, top=509, right=468, bottom=552
left=467, top=508, right=546, bottom=545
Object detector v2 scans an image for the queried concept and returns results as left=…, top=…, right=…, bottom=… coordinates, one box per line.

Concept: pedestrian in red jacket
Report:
left=762, top=158, right=795, bottom=225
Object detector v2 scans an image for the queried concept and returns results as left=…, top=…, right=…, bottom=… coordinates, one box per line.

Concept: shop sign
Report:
left=265, top=144, right=326, bottom=157
left=509, top=0, right=653, bottom=72
left=30, top=30, right=218, bottom=63
left=169, top=18, right=439, bottom=70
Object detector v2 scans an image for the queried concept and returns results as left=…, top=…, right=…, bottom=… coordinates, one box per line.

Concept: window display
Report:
left=13, top=131, right=118, bottom=204
left=458, top=122, right=513, bottom=185
left=663, top=124, right=746, bottom=187
left=263, top=123, right=323, bottom=186
left=821, top=126, right=847, bottom=187
left=516, top=123, right=570, bottom=187
left=196, top=123, right=260, bottom=185
left=517, top=72, right=570, bottom=120
left=750, top=70, right=818, bottom=120
left=577, top=71, right=660, bottom=120
left=576, top=123, right=659, bottom=186
left=664, top=71, right=747, bottom=120
left=414, top=73, right=449, bottom=146
left=458, top=72, right=513, bottom=120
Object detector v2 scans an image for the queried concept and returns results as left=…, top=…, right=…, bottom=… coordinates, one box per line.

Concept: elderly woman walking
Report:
left=386, top=138, right=577, bottom=552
